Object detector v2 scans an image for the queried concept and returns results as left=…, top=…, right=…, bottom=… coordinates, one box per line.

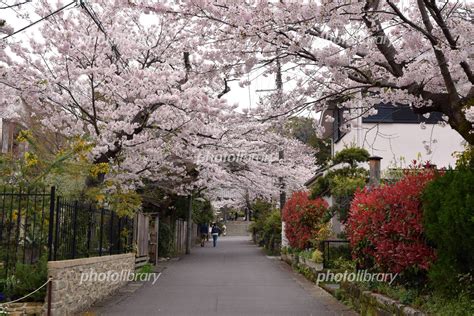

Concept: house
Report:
left=319, top=102, right=465, bottom=170
left=307, top=101, right=465, bottom=236
left=0, top=117, right=27, bottom=157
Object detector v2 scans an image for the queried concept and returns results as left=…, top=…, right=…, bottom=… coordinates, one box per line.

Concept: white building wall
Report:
left=334, top=118, right=465, bottom=170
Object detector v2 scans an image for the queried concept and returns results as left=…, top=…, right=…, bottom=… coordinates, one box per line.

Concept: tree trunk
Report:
left=448, top=108, right=474, bottom=145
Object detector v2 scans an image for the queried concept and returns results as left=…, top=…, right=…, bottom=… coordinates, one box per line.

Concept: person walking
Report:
left=199, top=223, right=209, bottom=247
left=222, top=224, right=227, bottom=236
left=211, top=223, right=221, bottom=247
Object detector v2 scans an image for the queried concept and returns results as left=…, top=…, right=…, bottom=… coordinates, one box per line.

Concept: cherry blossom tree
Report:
left=168, top=0, right=474, bottom=144
left=1, top=0, right=314, bottom=204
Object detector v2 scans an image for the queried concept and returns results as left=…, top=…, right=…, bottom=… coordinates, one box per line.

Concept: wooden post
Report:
left=154, top=214, right=159, bottom=264
left=368, top=156, right=383, bottom=187
left=186, top=194, right=193, bottom=254
left=47, top=278, right=52, bottom=316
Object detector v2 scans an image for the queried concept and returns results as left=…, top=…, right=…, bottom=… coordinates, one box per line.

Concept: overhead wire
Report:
left=79, top=0, right=125, bottom=67
left=0, top=0, right=31, bottom=10
left=2, top=0, right=127, bottom=69
left=1, top=0, right=77, bottom=40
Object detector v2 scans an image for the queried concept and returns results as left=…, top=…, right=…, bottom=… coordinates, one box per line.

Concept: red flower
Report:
left=282, top=191, right=328, bottom=250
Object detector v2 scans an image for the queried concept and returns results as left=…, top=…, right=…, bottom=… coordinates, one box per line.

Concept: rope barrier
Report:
left=0, top=277, right=52, bottom=306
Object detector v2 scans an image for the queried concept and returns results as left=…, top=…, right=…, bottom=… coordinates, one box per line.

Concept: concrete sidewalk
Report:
left=91, top=236, right=357, bottom=316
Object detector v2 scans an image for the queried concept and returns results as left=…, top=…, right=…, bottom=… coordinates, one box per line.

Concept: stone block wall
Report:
left=1, top=302, right=43, bottom=315
left=225, top=222, right=251, bottom=236
left=46, top=253, right=135, bottom=315
left=340, top=282, right=426, bottom=316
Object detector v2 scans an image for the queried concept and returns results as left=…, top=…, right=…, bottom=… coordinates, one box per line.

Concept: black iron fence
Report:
left=0, top=186, right=134, bottom=277
left=0, top=187, right=52, bottom=277
left=322, top=239, right=351, bottom=269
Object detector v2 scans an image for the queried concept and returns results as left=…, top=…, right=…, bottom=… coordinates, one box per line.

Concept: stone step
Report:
left=224, top=221, right=252, bottom=236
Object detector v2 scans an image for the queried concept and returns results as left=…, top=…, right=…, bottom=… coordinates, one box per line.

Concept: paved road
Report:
left=95, top=236, right=357, bottom=316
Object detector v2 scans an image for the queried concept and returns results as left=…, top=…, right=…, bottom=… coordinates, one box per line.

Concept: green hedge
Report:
left=0, top=255, right=48, bottom=302
left=422, top=167, right=474, bottom=295
left=250, top=207, right=281, bottom=255
left=158, top=222, right=173, bottom=258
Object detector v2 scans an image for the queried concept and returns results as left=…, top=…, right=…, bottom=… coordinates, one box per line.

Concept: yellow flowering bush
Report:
left=90, top=163, right=110, bottom=177
left=24, top=152, right=39, bottom=168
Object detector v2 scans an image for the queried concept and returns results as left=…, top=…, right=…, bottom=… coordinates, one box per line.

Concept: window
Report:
left=332, top=107, right=348, bottom=143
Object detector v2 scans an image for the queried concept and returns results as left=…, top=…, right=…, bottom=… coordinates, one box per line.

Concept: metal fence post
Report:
left=47, top=187, right=56, bottom=261
left=13, top=188, right=22, bottom=266
left=117, top=217, right=121, bottom=254
left=327, top=241, right=330, bottom=269
left=54, top=196, right=61, bottom=260
left=86, top=205, right=93, bottom=257
left=4, top=187, right=15, bottom=276
left=99, top=208, right=104, bottom=256
left=109, top=212, right=114, bottom=255
left=322, top=241, right=325, bottom=269
left=0, top=187, right=6, bottom=243
left=71, top=201, right=79, bottom=259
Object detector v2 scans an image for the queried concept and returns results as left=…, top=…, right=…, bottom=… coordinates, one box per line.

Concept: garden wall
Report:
left=46, top=253, right=135, bottom=315
left=280, top=252, right=323, bottom=281
left=1, top=302, right=43, bottom=315
left=339, top=282, right=425, bottom=316
left=281, top=253, right=426, bottom=316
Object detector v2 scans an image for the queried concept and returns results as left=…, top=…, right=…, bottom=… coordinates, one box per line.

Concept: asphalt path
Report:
left=96, top=236, right=357, bottom=316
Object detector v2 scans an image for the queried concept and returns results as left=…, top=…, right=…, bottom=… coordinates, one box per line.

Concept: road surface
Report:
left=93, top=236, right=357, bottom=316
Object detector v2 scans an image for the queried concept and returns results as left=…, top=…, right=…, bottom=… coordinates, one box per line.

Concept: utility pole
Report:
left=255, top=56, right=287, bottom=246
left=276, top=58, right=286, bottom=214
left=276, top=58, right=288, bottom=248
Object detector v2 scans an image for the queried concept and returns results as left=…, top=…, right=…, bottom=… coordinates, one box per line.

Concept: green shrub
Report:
left=251, top=199, right=274, bottom=220
left=332, top=146, right=370, bottom=168
left=261, top=210, right=281, bottom=255
left=249, top=199, right=281, bottom=255
left=134, top=263, right=154, bottom=281
left=311, top=249, right=323, bottom=263
left=310, top=146, right=369, bottom=222
left=422, top=167, right=474, bottom=295
left=192, top=198, right=214, bottom=224
left=326, top=244, right=352, bottom=269
left=158, top=222, right=173, bottom=258
left=356, top=280, right=474, bottom=315
left=423, top=292, right=474, bottom=316
left=332, top=257, right=356, bottom=271
left=299, top=249, right=313, bottom=260
left=1, top=255, right=48, bottom=302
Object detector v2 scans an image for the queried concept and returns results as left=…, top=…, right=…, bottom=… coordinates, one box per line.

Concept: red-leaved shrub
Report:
left=347, top=170, right=436, bottom=274
left=282, top=191, right=328, bottom=250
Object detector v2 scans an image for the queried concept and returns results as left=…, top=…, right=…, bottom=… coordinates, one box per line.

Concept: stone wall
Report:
left=281, top=253, right=324, bottom=282
left=340, top=282, right=426, bottom=316
left=225, top=221, right=251, bottom=236
left=1, top=302, right=43, bottom=315
left=46, top=253, right=135, bottom=315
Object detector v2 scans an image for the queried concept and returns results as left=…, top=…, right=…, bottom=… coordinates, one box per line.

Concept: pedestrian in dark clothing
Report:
left=211, top=223, right=221, bottom=247
left=199, top=223, right=209, bottom=247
